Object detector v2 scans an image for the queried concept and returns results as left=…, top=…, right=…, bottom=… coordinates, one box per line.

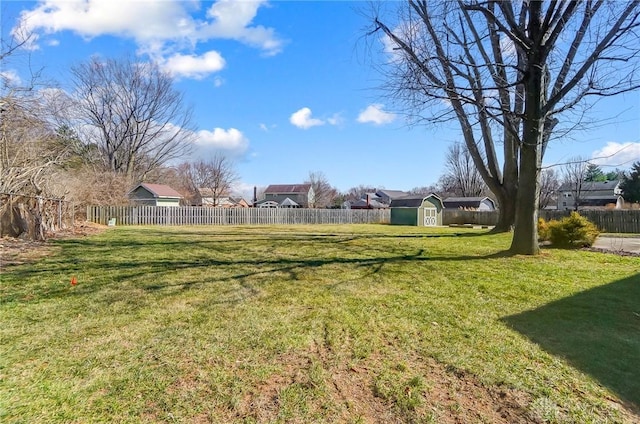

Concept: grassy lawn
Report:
left=1, top=224, right=638, bottom=423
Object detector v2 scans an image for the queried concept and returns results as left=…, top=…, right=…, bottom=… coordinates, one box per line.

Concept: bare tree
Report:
left=68, top=55, right=195, bottom=180
left=561, top=156, right=589, bottom=211
left=371, top=1, right=640, bottom=254
left=343, top=185, right=380, bottom=203
left=305, top=171, right=338, bottom=208
left=408, top=185, right=439, bottom=196
left=0, top=25, right=72, bottom=197
left=440, top=142, right=487, bottom=197
left=177, top=155, right=239, bottom=206
left=539, top=168, right=560, bottom=210
left=0, top=29, right=73, bottom=239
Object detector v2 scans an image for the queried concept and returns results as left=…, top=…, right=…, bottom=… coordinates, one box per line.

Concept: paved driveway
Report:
left=592, top=236, right=640, bottom=254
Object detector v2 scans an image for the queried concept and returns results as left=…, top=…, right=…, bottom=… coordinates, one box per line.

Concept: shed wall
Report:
left=419, top=198, right=443, bottom=226
left=391, top=208, right=418, bottom=225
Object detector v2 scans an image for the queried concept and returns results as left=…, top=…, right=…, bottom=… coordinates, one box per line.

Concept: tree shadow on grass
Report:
left=0, top=248, right=436, bottom=305
left=502, top=273, right=640, bottom=411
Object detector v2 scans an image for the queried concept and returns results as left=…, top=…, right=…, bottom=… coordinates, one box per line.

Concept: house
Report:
left=198, top=188, right=249, bottom=208
left=218, top=197, right=250, bottom=208
left=348, top=196, right=389, bottom=209
left=376, top=190, right=410, bottom=205
left=347, top=189, right=409, bottom=209
left=557, top=180, right=623, bottom=210
left=128, top=183, right=182, bottom=207
left=390, top=194, right=443, bottom=226
left=443, top=196, right=496, bottom=211
left=261, top=184, right=315, bottom=208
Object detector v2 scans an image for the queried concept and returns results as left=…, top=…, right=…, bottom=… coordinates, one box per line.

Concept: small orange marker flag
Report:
left=71, top=276, right=78, bottom=286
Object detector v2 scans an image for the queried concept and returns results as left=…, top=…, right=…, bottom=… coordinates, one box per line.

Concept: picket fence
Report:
left=87, top=206, right=391, bottom=226
left=87, top=206, right=640, bottom=233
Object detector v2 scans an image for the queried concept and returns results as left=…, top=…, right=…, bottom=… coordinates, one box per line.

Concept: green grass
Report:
left=1, top=224, right=638, bottom=423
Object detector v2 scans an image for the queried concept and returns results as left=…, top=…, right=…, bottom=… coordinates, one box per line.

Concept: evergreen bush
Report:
left=547, top=212, right=599, bottom=248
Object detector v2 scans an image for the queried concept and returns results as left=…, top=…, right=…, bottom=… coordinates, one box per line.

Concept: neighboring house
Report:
left=262, top=184, right=315, bottom=208
left=347, top=189, right=409, bottom=209
left=128, top=183, right=182, bottom=207
left=557, top=180, right=623, bottom=210
left=198, top=188, right=249, bottom=208
left=218, top=197, right=250, bottom=208
left=257, top=200, right=279, bottom=208
left=390, top=194, right=443, bottom=226
left=376, top=190, right=410, bottom=205
left=443, top=196, right=496, bottom=211
left=348, top=196, right=389, bottom=210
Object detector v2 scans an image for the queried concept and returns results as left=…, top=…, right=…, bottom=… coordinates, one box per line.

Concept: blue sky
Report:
left=2, top=1, right=639, bottom=196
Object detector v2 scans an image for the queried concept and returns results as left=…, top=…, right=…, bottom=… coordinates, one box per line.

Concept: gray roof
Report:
left=350, top=198, right=388, bottom=209
left=579, top=195, right=622, bottom=206
left=442, top=196, right=495, bottom=209
left=390, top=194, right=443, bottom=208
left=558, top=180, right=620, bottom=192
left=131, top=183, right=182, bottom=199
left=280, top=197, right=299, bottom=207
left=264, top=184, right=311, bottom=194
left=376, top=189, right=409, bottom=200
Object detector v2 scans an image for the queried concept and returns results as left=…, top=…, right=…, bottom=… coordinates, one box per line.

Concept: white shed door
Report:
left=423, top=207, right=437, bottom=226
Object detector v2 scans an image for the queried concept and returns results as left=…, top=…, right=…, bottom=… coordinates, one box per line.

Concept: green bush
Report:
left=538, top=217, right=550, bottom=242
left=547, top=212, right=600, bottom=248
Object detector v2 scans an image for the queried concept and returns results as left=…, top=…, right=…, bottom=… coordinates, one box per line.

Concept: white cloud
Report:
left=161, top=51, right=225, bottom=80
left=591, top=142, right=640, bottom=167
left=203, top=0, right=283, bottom=56
left=213, top=76, right=224, bottom=87
left=15, top=0, right=189, bottom=43
left=327, top=113, right=344, bottom=126
left=230, top=181, right=257, bottom=199
left=357, top=104, right=396, bottom=125
left=0, top=69, right=22, bottom=87
left=259, top=123, right=277, bottom=132
left=13, top=0, right=283, bottom=78
left=290, top=107, right=325, bottom=129
left=195, top=127, right=249, bottom=154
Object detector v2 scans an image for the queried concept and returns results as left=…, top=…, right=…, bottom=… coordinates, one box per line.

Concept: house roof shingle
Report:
left=136, top=183, right=182, bottom=199
left=376, top=189, right=409, bottom=200
left=442, top=196, right=494, bottom=209
left=390, top=194, right=442, bottom=208
left=558, top=180, right=620, bottom=192
left=264, top=184, right=312, bottom=194
left=349, top=199, right=388, bottom=209
left=280, top=197, right=300, bottom=207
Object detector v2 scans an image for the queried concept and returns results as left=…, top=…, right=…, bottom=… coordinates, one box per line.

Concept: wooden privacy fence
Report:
left=442, top=210, right=499, bottom=226
left=540, top=210, right=640, bottom=233
left=441, top=209, right=640, bottom=233
left=87, top=206, right=391, bottom=226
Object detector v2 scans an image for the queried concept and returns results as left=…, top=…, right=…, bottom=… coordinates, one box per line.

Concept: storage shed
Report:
left=128, top=183, right=182, bottom=207
left=390, top=194, right=443, bottom=226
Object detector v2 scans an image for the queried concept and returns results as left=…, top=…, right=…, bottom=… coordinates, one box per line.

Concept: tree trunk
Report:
left=510, top=139, right=541, bottom=254
left=492, top=187, right=516, bottom=232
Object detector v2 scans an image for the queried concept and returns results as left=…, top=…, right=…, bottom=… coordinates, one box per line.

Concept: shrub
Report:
left=547, top=212, right=600, bottom=248
left=538, top=217, right=550, bottom=242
